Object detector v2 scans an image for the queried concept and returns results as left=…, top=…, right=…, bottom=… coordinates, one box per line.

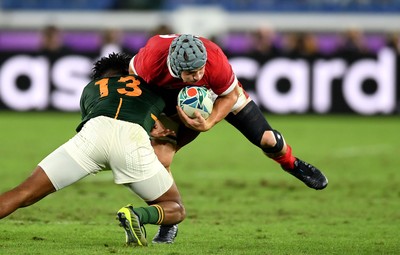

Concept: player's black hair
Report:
left=91, top=52, right=132, bottom=80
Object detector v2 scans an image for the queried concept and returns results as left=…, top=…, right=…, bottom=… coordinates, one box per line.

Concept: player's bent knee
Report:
left=167, top=201, right=186, bottom=224
left=176, top=202, right=186, bottom=223
left=261, top=130, right=285, bottom=154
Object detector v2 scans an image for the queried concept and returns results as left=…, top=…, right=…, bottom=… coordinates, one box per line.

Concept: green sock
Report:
left=132, top=206, right=160, bottom=224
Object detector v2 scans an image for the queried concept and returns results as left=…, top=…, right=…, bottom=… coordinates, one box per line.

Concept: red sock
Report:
left=272, top=144, right=296, bottom=170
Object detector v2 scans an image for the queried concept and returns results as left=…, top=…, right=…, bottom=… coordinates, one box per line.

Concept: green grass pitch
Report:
left=0, top=112, right=399, bottom=255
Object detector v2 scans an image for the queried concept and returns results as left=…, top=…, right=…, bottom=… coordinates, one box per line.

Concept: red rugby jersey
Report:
left=130, top=34, right=237, bottom=96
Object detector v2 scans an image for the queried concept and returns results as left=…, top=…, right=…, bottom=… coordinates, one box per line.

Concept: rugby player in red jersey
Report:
left=130, top=34, right=328, bottom=243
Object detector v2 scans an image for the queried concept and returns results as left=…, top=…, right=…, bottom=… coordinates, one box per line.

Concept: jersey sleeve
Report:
left=203, top=40, right=238, bottom=96
left=130, top=47, right=149, bottom=82
left=130, top=35, right=172, bottom=84
left=79, top=86, right=89, bottom=120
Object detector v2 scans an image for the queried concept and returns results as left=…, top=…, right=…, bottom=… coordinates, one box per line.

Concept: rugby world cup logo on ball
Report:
left=178, top=86, right=213, bottom=119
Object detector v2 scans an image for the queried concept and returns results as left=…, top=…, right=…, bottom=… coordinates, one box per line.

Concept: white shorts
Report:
left=39, top=116, right=173, bottom=201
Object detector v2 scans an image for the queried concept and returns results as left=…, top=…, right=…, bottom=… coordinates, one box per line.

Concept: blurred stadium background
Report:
left=1, top=3, right=399, bottom=254
left=0, top=0, right=399, bottom=114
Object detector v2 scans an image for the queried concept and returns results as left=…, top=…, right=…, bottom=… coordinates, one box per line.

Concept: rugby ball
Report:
left=177, top=86, right=213, bottom=119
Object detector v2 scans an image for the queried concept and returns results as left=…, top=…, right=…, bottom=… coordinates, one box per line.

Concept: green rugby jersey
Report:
left=77, top=75, right=165, bottom=134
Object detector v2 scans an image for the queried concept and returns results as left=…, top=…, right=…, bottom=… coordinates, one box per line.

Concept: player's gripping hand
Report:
left=176, top=106, right=212, bottom=132
left=150, top=119, right=176, bottom=138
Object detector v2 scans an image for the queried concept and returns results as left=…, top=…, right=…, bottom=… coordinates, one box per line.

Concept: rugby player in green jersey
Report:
left=0, top=53, right=185, bottom=247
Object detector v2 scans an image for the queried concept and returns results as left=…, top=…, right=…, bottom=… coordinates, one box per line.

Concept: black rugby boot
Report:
left=152, top=224, right=178, bottom=244
left=283, top=158, right=328, bottom=190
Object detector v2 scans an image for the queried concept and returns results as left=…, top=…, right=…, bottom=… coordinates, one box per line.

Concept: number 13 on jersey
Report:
left=95, top=75, right=142, bottom=98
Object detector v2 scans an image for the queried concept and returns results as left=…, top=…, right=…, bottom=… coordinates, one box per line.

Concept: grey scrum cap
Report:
left=168, top=34, right=207, bottom=75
